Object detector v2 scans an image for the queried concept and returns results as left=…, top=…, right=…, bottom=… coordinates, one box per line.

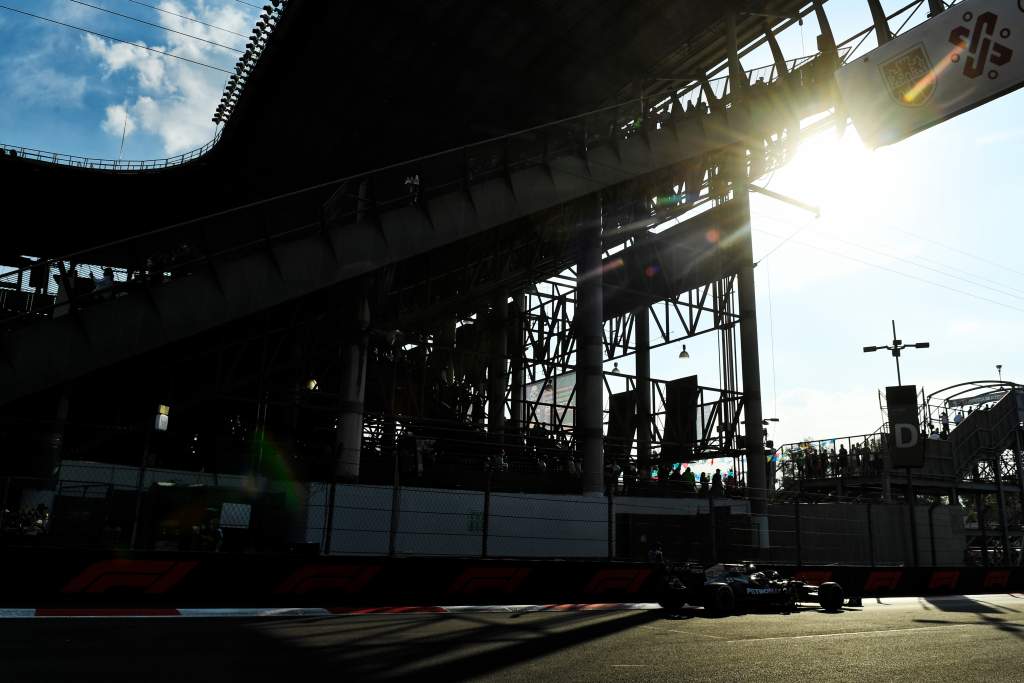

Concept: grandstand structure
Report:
left=0, top=0, right=980, bottom=562
left=777, top=382, right=1024, bottom=566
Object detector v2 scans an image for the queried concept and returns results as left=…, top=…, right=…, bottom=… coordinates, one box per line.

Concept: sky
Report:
left=0, top=0, right=257, bottom=159
left=1, top=1, right=1021, bottom=450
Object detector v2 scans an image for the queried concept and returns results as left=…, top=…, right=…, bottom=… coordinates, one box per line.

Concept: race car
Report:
left=656, top=562, right=846, bottom=615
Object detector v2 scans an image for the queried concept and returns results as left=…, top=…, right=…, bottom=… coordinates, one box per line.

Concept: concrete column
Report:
left=334, top=297, right=370, bottom=481
left=488, top=292, right=507, bottom=436
left=577, top=194, right=605, bottom=496
left=635, top=294, right=652, bottom=481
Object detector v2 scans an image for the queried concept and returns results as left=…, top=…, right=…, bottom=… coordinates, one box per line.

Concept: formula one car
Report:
left=657, top=562, right=845, bottom=615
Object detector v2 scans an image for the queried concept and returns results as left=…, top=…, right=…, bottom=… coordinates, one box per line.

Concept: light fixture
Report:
left=678, top=344, right=690, bottom=359
left=154, top=404, right=170, bottom=432
left=307, top=378, right=319, bottom=391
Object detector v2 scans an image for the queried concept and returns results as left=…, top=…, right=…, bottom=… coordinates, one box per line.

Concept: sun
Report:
left=761, top=123, right=909, bottom=230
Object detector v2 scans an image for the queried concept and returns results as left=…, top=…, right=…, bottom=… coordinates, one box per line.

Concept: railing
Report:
left=776, top=433, right=888, bottom=485
left=0, top=132, right=221, bottom=172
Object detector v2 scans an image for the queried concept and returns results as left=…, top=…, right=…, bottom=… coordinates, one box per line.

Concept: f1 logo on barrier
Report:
left=275, top=564, right=382, bottom=595
left=583, top=568, right=651, bottom=595
left=449, top=567, right=530, bottom=595
left=984, top=569, right=1011, bottom=589
left=62, top=560, right=199, bottom=594
left=864, top=570, right=903, bottom=593
left=928, top=570, right=960, bottom=591
left=793, top=570, right=833, bottom=586
left=949, top=11, right=1014, bottom=79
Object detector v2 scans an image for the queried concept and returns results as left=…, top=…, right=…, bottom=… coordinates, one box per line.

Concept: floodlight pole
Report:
left=863, top=320, right=930, bottom=567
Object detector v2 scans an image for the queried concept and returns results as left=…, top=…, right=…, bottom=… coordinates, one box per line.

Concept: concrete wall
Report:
left=314, top=485, right=749, bottom=558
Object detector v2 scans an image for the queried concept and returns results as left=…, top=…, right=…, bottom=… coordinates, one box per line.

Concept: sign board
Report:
left=523, top=371, right=576, bottom=428
left=835, top=0, right=1024, bottom=147
left=887, top=385, right=924, bottom=468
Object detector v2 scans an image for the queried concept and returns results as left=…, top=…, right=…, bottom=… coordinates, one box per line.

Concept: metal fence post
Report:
left=708, top=489, right=717, bottom=565
left=482, top=465, right=492, bottom=558
left=794, top=500, right=802, bottom=567
left=388, top=445, right=401, bottom=557
left=0, top=476, right=9, bottom=531
left=322, top=479, right=337, bottom=555
left=608, top=483, right=615, bottom=560
left=866, top=503, right=875, bottom=567
left=129, top=429, right=152, bottom=550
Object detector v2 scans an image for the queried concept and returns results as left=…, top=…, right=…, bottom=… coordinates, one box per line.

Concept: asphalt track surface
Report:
left=3, top=595, right=1024, bottom=682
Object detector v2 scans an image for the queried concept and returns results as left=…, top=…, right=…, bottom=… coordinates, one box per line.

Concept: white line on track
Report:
left=723, top=622, right=1020, bottom=644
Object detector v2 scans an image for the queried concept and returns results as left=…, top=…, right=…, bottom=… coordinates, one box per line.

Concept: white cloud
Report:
left=82, top=1, right=258, bottom=156
left=101, top=104, right=137, bottom=138
left=6, top=54, right=86, bottom=108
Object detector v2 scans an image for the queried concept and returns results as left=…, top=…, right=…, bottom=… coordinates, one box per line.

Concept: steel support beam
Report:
left=812, top=0, right=838, bottom=56
left=867, top=0, right=892, bottom=45
left=764, top=22, right=790, bottom=78
left=577, top=195, right=605, bottom=496
left=488, top=291, right=508, bottom=436
left=509, top=293, right=525, bottom=431
left=635, top=281, right=652, bottom=481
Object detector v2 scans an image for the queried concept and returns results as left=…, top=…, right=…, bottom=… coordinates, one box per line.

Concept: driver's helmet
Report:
left=749, top=571, right=768, bottom=586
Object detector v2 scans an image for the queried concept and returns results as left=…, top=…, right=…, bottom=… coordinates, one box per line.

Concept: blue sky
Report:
left=0, top=0, right=256, bottom=158
left=1, top=1, right=1021, bottom=448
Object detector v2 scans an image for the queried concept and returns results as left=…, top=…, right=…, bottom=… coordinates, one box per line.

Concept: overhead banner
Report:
left=835, top=0, right=1024, bottom=147
left=886, top=385, right=924, bottom=468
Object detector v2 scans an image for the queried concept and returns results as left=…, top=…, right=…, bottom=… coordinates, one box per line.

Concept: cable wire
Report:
left=757, top=212, right=1024, bottom=303
left=63, top=0, right=244, bottom=52
left=753, top=225, right=1024, bottom=315
left=121, top=0, right=250, bottom=39
left=0, top=4, right=233, bottom=73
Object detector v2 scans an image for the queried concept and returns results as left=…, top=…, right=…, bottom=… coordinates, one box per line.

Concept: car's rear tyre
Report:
left=704, top=582, right=735, bottom=616
left=658, top=584, right=687, bottom=612
left=819, top=582, right=844, bottom=612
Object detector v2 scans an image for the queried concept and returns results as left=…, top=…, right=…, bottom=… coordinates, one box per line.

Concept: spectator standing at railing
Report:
left=91, top=267, right=114, bottom=301
left=699, top=471, right=709, bottom=496
left=682, top=466, right=696, bottom=494
left=711, top=469, right=724, bottom=497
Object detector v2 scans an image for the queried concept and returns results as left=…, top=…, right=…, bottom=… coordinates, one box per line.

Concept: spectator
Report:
left=699, top=471, right=709, bottom=496
left=711, top=469, right=724, bottom=497
left=92, top=267, right=115, bottom=300
left=954, top=411, right=964, bottom=426
left=682, top=466, right=696, bottom=494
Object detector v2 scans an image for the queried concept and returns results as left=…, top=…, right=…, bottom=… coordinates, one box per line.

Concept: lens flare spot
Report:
left=705, top=227, right=721, bottom=243
left=643, top=264, right=659, bottom=278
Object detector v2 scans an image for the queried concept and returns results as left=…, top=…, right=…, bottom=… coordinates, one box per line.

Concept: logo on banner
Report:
left=62, top=560, right=198, bottom=594
left=949, top=11, right=1014, bottom=80
left=880, top=44, right=936, bottom=106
